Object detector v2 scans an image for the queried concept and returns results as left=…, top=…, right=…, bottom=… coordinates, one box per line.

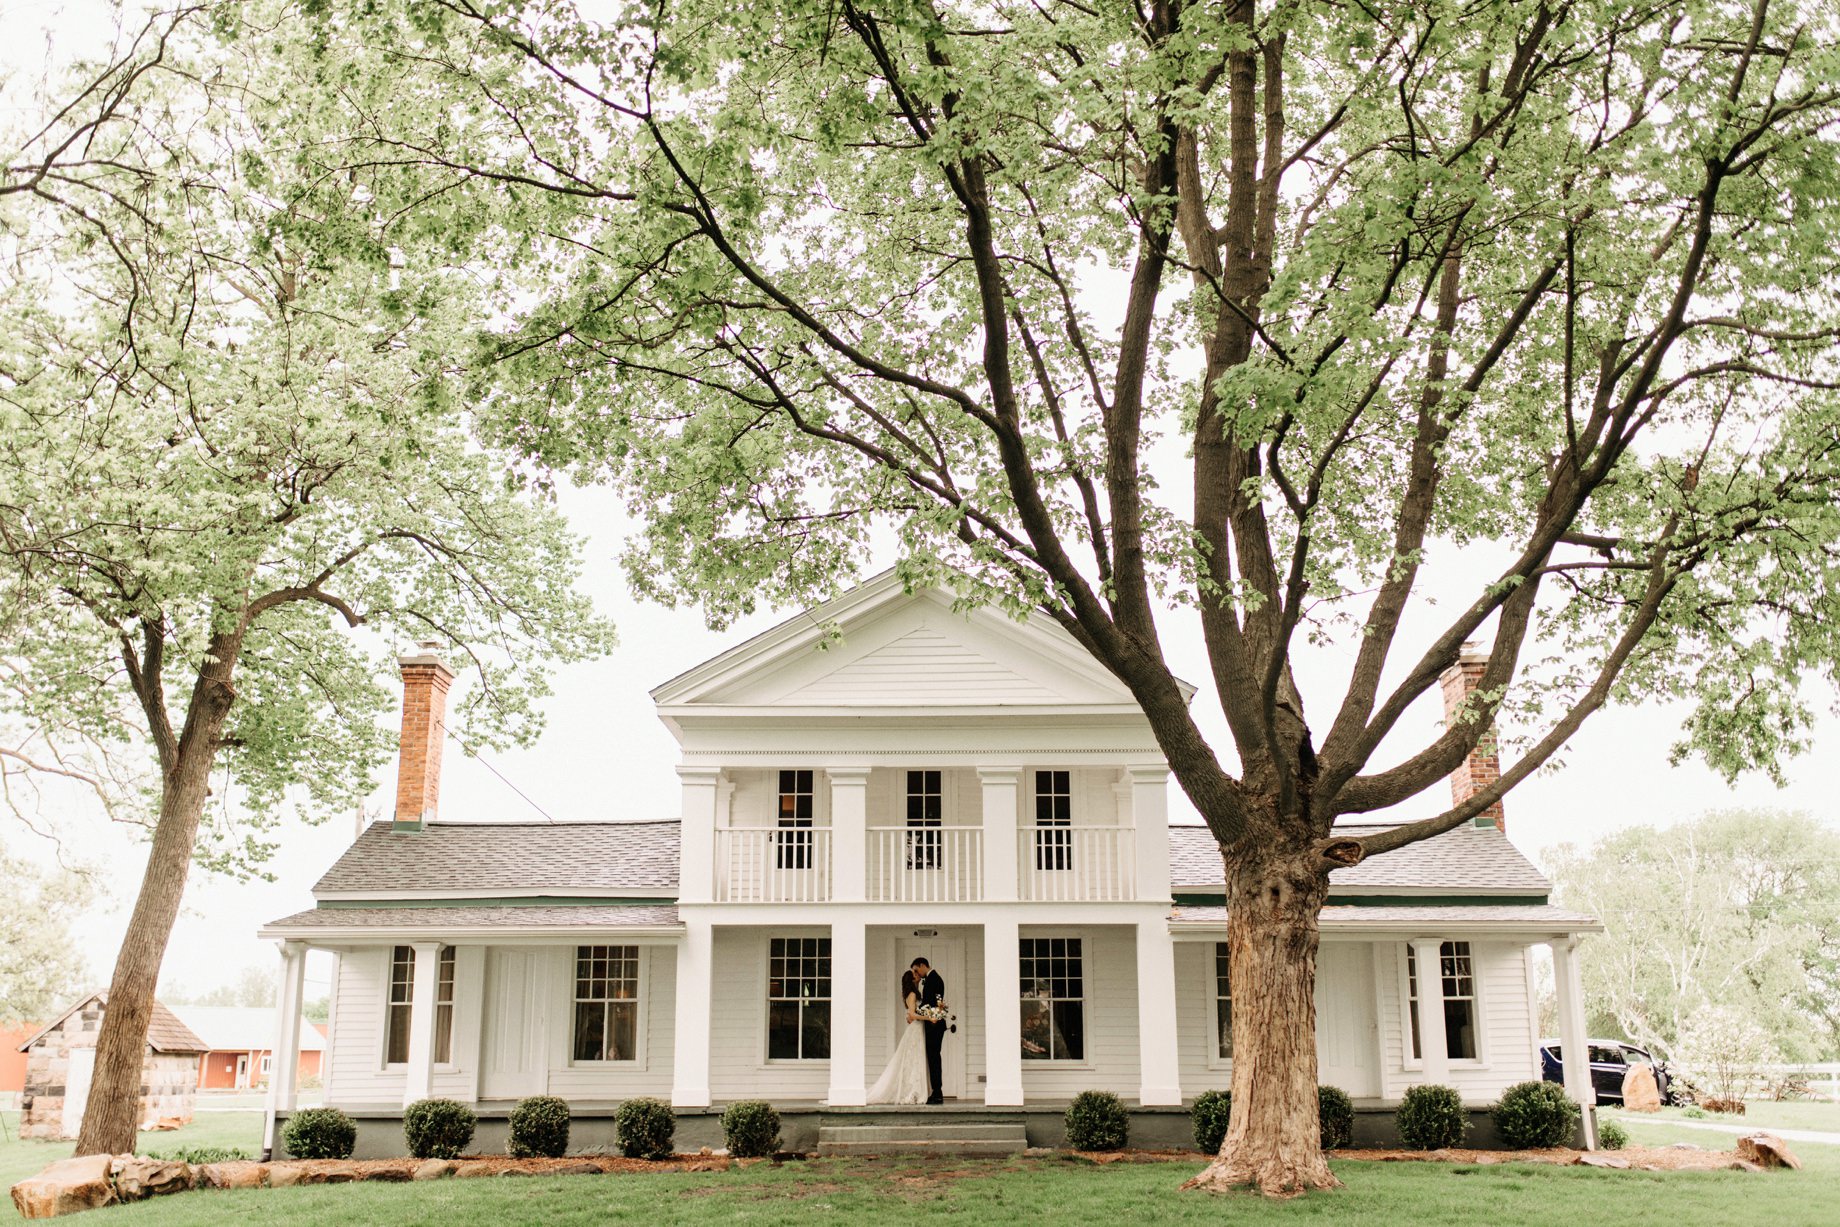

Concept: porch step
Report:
left=815, top=1122, right=1029, bottom=1157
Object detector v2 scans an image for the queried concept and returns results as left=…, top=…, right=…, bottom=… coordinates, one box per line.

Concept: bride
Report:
left=866, top=966, right=930, bottom=1104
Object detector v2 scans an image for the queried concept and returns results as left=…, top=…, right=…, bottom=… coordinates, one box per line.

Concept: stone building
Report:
left=15, top=993, right=206, bottom=1140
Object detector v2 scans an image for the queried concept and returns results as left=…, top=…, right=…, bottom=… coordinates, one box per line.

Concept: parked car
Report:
left=1537, top=1037, right=1675, bottom=1105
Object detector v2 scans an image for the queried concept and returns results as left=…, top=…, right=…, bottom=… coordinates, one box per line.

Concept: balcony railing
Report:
left=866, top=827, right=983, bottom=902
left=715, top=827, right=832, bottom=902
left=1017, top=826, right=1135, bottom=901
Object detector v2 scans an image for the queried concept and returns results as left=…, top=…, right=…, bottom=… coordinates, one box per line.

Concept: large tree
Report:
left=277, top=0, right=1840, bottom=1193
left=0, top=24, right=613, bottom=1156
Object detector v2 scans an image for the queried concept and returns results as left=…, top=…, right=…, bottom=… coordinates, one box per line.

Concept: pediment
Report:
left=654, top=572, right=1143, bottom=711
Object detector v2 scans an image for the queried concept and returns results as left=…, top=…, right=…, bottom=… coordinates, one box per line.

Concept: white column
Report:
left=1552, top=938, right=1599, bottom=1149
left=827, top=919, right=868, bottom=1105
left=984, top=916, right=1024, bottom=1105
left=677, top=766, right=722, bottom=905
left=828, top=767, right=871, bottom=904
left=261, top=940, right=307, bottom=1159
left=1129, top=766, right=1171, bottom=902
left=403, top=941, right=443, bottom=1106
left=1409, top=938, right=1450, bottom=1086
left=979, top=767, right=1021, bottom=903
left=671, top=919, right=715, bottom=1107
left=1135, top=922, right=1183, bottom=1105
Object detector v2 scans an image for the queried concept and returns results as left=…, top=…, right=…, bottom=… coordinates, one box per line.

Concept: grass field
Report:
left=1602, top=1100, right=1840, bottom=1134
left=2, top=1110, right=263, bottom=1218
left=5, top=1107, right=1835, bottom=1226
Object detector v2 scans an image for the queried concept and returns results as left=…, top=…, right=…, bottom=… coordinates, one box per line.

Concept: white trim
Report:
left=1399, top=940, right=1489, bottom=1072
left=316, top=888, right=677, bottom=902
left=1206, top=940, right=1233, bottom=1073
left=565, top=942, right=649, bottom=1068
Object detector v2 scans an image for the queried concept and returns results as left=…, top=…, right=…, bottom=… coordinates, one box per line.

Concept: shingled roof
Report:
left=1172, top=904, right=1600, bottom=932
left=16, top=993, right=207, bottom=1055
left=1169, top=822, right=1551, bottom=896
left=314, top=820, right=680, bottom=897
left=261, top=904, right=682, bottom=938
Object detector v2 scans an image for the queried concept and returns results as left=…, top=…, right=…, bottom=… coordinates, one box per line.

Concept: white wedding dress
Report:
left=867, top=1019, right=930, bottom=1104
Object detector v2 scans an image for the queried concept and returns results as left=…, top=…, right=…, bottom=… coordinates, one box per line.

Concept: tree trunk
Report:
left=75, top=654, right=237, bottom=1157
left=1183, top=848, right=1337, bottom=1197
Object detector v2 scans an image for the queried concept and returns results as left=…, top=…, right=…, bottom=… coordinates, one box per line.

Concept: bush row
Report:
left=1187, top=1080, right=1583, bottom=1154
left=280, top=1097, right=785, bottom=1161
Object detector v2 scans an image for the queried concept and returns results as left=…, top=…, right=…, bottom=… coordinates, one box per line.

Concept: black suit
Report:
left=915, top=968, right=946, bottom=1102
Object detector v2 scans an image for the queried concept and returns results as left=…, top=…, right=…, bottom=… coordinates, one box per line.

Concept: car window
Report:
left=1589, top=1045, right=1626, bottom=1065
left=1624, top=1046, right=1652, bottom=1064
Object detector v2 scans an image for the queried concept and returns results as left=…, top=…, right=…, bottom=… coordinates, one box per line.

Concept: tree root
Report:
left=1180, top=1156, right=1342, bottom=1199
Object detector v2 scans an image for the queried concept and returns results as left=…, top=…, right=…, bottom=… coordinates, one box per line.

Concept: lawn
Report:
left=2, top=1110, right=264, bottom=1219
left=1602, top=1100, right=1840, bottom=1135
left=6, top=1109, right=1835, bottom=1226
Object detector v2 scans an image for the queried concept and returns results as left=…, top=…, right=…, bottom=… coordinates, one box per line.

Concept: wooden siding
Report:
left=1373, top=939, right=1540, bottom=1101
left=708, top=928, right=832, bottom=1100
left=1015, top=925, right=1140, bottom=1099
left=782, top=625, right=1065, bottom=705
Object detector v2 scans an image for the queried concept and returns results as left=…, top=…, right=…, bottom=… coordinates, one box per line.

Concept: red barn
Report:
left=173, top=1007, right=325, bottom=1090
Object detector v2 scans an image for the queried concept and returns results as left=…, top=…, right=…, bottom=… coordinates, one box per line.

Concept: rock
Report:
left=499, top=1168, right=533, bottom=1178
left=1698, top=1097, right=1746, bottom=1115
left=9, top=1155, right=117, bottom=1220
left=1727, top=1159, right=1766, bottom=1173
left=1575, top=1154, right=1630, bottom=1169
left=1620, top=1064, right=1662, bottom=1112
left=698, top=1147, right=713, bottom=1156
left=151, top=1117, right=185, bottom=1131
left=109, top=1157, right=193, bottom=1200
left=1666, top=1142, right=1702, bottom=1151
left=452, top=1164, right=497, bottom=1179
left=1736, top=1133, right=1802, bottom=1171
left=412, top=1160, right=455, bottom=1181
left=322, top=1171, right=356, bottom=1184
left=267, top=1165, right=325, bottom=1188
left=362, top=1168, right=411, bottom=1182
left=554, top=1162, right=600, bottom=1175
left=196, top=1163, right=267, bottom=1190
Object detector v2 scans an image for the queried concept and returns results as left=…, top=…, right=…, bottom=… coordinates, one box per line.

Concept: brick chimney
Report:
left=1438, top=641, right=1505, bottom=831
left=392, top=642, right=454, bottom=834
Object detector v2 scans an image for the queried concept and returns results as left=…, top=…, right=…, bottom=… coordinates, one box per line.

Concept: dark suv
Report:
left=1537, top=1038, right=1675, bottom=1105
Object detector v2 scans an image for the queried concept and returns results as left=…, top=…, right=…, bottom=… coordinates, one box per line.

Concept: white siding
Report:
left=545, top=945, right=676, bottom=1099
left=1016, top=926, right=1139, bottom=1099
left=1175, top=941, right=1224, bottom=1095
left=783, top=625, right=1063, bottom=705
left=1374, top=939, right=1541, bottom=1102
left=325, top=947, right=402, bottom=1107
left=708, top=928, right=832, bottom=1100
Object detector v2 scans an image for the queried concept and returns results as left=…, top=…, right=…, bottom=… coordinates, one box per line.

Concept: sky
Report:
left=4, top=0, right=1838, bottom=1015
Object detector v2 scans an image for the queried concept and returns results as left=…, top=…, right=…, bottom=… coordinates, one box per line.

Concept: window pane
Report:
left=574, top=1001, right=606, bottom=1062
left=1446, top=999, right=1477, bottom=1060
left=1215, top=942, right=1233, bottom=1059
left=768, top=1001, right=803, bottom=1060
left=434, top=1004, right=453, bottom=1064
left=609, top=1002, right=638, bottom=1063
left=801, top=1000, right=831, bottom=1060
left=1021, top=998, right=1052, bottom=1059
left=386, top=1003, right=411, bottom=1065
left=1052, top=999, right=1085, bottom=1061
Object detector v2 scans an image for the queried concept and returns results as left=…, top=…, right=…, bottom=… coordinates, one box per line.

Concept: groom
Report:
left=911, top=957, right=946, bottom=1105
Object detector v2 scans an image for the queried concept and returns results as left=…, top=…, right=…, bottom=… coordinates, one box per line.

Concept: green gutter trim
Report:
left=317, top=896, right=680, bottom=909
left=1172, top=892, right=1551, bottom=908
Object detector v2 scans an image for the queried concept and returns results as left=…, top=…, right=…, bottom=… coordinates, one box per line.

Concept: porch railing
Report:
left=866, top=826, right=983, bottom=902
left=1017, top=825, right=1134, bottom=901
left=715, top=827, right=832, bottom=902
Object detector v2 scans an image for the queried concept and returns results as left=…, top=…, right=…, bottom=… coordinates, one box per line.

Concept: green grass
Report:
left=6, top=1109, right=1835, bottom=1226
left=1603, top=1100, right=1840, bottom=1134
left=2, top=1110, right=264, bottom=1219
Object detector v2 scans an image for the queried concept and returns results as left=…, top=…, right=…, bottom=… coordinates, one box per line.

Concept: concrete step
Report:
left=816, top=1122, right=1028, bottom=1157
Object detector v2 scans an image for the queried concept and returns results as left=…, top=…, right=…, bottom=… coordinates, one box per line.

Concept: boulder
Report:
left=412, top=1160, right=455, bottom=1181
left=452, top=1164, right=497, bottom=1179
left=197, top=1163, right=267, bottom=1190
left=1736, top=1133, right=1802, bottom=1171
left=267, top=1164, right=323, bottom=1188
left=1727, top=1159, right=1766, bottom=1173
left=9, top=1155, right=118, bottom=1220
left=109, top=1157, right=193, bottom=1200
left=554, top=1162, right=601, bottom=1176
left=1575, top=1154, right=1630, bottom=1169
left=1620, top=1064, right=1662, bottom=1112
left=1698, top=1097, right=1746, bottom=1115
left=362, top=1168, right=411, bottom=1182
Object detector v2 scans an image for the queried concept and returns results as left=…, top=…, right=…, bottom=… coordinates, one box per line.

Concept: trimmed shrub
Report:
left=721, top=1100, right=782, bottom=1158
left=508, top=1095, right=572, bottom=1159
left=1191, top=1089, right=1232, bottom=1154
left=282, top=1107, right=357, bottom=1160
left=1395, top=1084, right=1469, bottom=1150
left=1318, top=1085, right=1355, bottom=1150
left=616, top=1096, right=676, bottom=1159
left=1065, top=1090, right=1129, bottom=1152
left=1598, top=1119, right=1629, bottom=1151
left=1491, top=1080, right=1580, bottom=1149
left=403, top=1098, right=477, bottom=1160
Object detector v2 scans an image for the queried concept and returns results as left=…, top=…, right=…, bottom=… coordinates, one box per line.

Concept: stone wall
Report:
left=18, top=1006, right=197, bottom=1140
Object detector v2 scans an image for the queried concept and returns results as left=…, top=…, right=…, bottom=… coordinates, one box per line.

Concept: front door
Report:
left=1316, top=943, right=1380, bottom=1097
left=235, top=1054, right=250, bottom=1088
left=480, top=947, right=547, bottom=1100
left=896, top=935, right=966, bottom=1099
left=62, top=1046, right=95, bottom=1139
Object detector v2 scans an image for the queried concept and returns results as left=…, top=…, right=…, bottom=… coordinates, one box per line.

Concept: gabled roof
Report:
left=169, top=1006, right=325, bottom=1053
left=260, top=904, right=682, bottom=940
left=16, top=993, right=207, bottom=1055
left=651, top=568, right=1194, bottom=719
left=1170, top=822, right=1551, bottom=896
left=314, top=820, right=680, bottom=898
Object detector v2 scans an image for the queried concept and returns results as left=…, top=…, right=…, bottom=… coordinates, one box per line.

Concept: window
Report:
left=906, top=769, right=942, bottom=869
left=1034, top=770, right=1073, bottom=871
left=573, top=945, right=641, bottom=1062
left=777, top=769, right=815, bottom=870
left=1589, top=1044, right=1627, bottom=1067
left=1407, top=941, right=1478, bottom=1061
left=1214, top=943, right=1233, bottom=1059
left=767, top=937, right=831, bottom=1059
left=260, top=1054, right=273, bottom=1075
left=385, top=945, right=456, bottom=1065
left=1019, top=936, right=1084, bottom=1061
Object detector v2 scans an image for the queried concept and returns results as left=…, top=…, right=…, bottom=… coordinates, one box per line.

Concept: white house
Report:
left=258, top=573, right=1603, bottom=1152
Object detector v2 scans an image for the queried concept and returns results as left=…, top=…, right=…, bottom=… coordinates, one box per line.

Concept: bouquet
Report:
left=914, top=1002, right=958, bottom=1033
